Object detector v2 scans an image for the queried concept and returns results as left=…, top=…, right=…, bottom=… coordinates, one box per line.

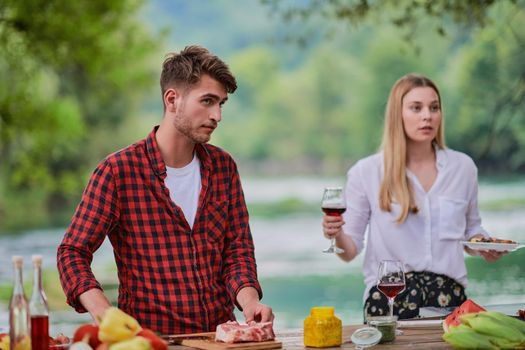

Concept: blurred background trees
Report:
left=0, top=0, right=524, bottom=231
left=0, top=0, right=159, bottom=228
left=256, top=0, right=525, bottom=173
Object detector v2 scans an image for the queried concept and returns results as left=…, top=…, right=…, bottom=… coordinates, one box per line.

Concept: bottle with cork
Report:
left=9, top=255, right=31, bottom=350
left=30, top=254, right=49, bottom=350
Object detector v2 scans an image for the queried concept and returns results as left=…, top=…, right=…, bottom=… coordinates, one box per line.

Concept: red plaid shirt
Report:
left=57, top=127, right=262, bottom=334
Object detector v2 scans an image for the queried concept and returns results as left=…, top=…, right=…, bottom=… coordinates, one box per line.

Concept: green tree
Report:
left=261, top=0, right=525, bottom=174
left=217, top=47, right=281, bottom=161
left=262, top=0, right=524, bottom=43
left=0, top=0, right=160, bottom=230
left=445, top=5, right=525, bottom=172
left=219, top=43, right=370, bottom=173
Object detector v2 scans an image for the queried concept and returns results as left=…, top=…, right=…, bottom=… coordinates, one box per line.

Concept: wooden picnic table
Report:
left=167, top=324, right=452, bottom=350
left=273, top=324, right=452, bottom=349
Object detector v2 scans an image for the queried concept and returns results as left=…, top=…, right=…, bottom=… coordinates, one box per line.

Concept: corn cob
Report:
left=443, top=326, right=498, bottom=349
left=460, top=313, right=525, bottom=343
left=481, top=311, right=525, bottom=335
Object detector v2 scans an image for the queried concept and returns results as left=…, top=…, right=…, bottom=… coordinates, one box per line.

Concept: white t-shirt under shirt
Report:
left=342, top=147, right=488, bottom=302
left=165, top=154, right=201, bottom=229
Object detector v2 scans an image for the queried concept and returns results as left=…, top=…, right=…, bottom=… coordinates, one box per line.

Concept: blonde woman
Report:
left=323, top=73, right=504, bottom=319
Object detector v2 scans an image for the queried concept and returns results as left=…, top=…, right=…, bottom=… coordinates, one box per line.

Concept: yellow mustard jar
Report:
left=304, top=306, right=342, bottom=347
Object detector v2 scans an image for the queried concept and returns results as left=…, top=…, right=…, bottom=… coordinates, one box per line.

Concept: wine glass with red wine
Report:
left=377, top=260, right=406, bottom=318
left=321, top=187, right=346, bottom=254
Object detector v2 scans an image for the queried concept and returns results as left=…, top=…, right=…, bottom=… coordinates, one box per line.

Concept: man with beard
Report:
left=57, top=46, right=273, bottom=335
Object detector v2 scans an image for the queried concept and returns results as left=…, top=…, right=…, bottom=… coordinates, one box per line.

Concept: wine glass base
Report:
left=322, top=246, right=345, bottom=254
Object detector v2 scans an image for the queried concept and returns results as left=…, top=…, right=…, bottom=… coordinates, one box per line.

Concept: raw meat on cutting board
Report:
left=215, top=321, right=275, bottom=343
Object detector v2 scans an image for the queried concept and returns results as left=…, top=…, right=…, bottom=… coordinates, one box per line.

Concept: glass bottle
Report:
left=30, top=255, right=49, bottom=350
left=9, top=255, right=31, bottom=350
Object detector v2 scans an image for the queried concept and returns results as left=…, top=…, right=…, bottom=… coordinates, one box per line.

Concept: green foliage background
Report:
left=0, top=0, right=160, bottom=230
left=1, top=0, right=524, bottom=232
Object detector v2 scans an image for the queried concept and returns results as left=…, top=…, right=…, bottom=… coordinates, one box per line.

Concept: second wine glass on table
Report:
left=376, top=260, right=406, bottom=319
left=321, top=187, right=346, bottom=254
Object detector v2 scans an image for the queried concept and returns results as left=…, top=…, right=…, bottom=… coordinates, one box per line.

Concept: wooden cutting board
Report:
left=166, top=332, right=282, bottom=350
left=180, top=339, right=282, bottom=350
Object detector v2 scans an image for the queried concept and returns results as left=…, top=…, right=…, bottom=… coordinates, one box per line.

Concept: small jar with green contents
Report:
left=368, top=316, right=397, bottom=343
left=304, top=306, right=342, bottom=347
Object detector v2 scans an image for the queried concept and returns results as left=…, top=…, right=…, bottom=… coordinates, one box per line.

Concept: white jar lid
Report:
left=351, top=327, right=382, bottom=348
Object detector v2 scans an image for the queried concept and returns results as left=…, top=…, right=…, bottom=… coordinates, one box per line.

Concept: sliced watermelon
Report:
left=442, top=299, right=486, bottom=333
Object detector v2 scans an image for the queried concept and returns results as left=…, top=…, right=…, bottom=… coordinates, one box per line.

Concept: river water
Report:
left=0, top=178, right=524, bottom=334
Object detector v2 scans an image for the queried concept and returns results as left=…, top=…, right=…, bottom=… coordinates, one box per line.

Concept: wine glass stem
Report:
left=330, top=238, right=336, bottom=249
left=388, top=297, right=394, bottom=318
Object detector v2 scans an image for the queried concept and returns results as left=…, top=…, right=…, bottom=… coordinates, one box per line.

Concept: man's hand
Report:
left=236, top=287, right=274, bottom=323
left=242, top=300, right=274, bottom=324
left=78, top=288, right=112, bottom=324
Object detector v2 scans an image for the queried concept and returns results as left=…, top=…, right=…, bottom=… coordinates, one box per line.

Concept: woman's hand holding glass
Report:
left=322, top=215, right=346, bottom=250
left=321, top=187, right=346, bottom=254
left=323, top=215, right=345, bottom=253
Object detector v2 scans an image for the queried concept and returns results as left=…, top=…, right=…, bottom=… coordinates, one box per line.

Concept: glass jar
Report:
left=368, top=316, right=397, bottom=343
left=304, top=306, right=342, bottom=347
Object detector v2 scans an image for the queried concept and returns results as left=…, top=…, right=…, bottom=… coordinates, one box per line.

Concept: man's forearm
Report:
left=236, top=286, right=260, bottom=311
left=236, top=286, right=274, bottom=323
left=78, top=288, right=112, bottom=324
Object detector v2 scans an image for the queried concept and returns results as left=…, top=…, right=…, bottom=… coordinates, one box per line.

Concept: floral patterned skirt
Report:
left=364, top=271, right=467, bottom=320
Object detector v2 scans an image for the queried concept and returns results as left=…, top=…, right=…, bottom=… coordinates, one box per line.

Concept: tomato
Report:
left=73, top=324, right=102, bottom=349
left=443, top=299, right=486, bottom=332
left=519, top=309, right=525, bottom=320
left=137, top=329, right=168, bottom=350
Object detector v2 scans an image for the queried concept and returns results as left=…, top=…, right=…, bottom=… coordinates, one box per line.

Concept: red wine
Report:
left=31, top=315, right=50, bottom=350
left=322, top=206, right=346, bottom=216
left=377, top=282, right=406, bottom=298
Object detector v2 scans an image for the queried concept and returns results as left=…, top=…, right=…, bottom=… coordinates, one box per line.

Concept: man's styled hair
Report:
left=160, top=45, right=237, bottom=96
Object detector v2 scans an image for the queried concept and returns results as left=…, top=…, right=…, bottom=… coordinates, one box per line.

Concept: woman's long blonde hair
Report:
left=379, top=73, right=445, bottom=223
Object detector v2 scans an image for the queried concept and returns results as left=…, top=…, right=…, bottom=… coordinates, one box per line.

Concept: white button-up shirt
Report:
left=342, top=148, right=488, bottom=301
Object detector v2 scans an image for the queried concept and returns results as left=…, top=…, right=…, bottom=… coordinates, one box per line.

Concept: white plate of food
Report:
left=461, top=241, right=521, bottom=252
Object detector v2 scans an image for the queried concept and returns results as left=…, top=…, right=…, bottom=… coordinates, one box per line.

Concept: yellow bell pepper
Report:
left=98, top=307, right=142, bottom=343
left=109, top=336, right=151, bottom=350
left=0, top=335, right=9, bottom=350
left=13, top=335, right=31, bottom=350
